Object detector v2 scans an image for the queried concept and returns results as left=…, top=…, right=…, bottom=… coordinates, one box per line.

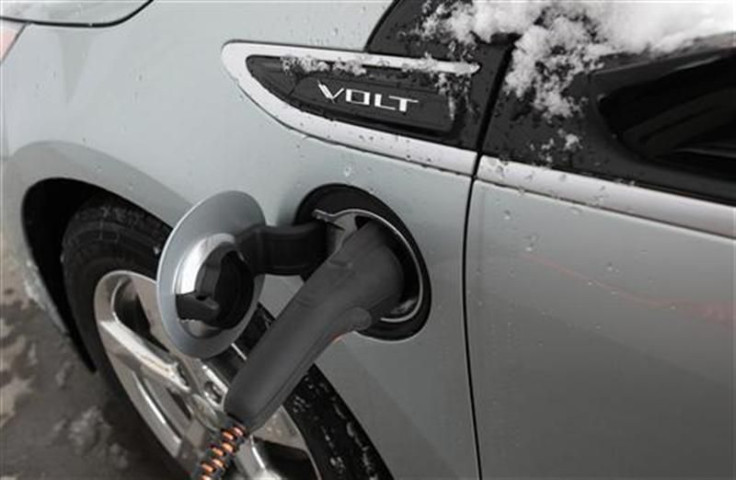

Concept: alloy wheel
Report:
left=93, top=270, right=320, bottom=479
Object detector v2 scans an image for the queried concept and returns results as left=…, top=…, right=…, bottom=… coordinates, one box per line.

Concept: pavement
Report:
left=0, top=235, right=172, bottom=479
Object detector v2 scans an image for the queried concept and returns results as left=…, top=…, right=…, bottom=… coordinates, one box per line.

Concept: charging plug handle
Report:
left=223, top=222, right=404, bottom=431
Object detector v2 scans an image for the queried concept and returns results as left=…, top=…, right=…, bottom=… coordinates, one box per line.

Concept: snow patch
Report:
left=561, top=132, right=581, bottom=151
left=436, top=72, right=462, bottom=119
left=425, top=0, right=734, bottom=118
left=333, top=59, right=368, bottom=76
left=47, top=409, right=131, bottom=470
left=107, top=443, right=131, bottom=470
left=55, top=360, right=75, bottom=389
left=22, top=260, right=47, bottom=311
left=538, top=137, right=557, bottom=164
left=0, top=327, right=34, bottom=429
left=282, top=55, right=331, bottom=74
left=406, top=54, right=475, bottom=119
left=0, top=375, right=33, bottom=429
left=68, top=407, right=111, bottom=455
left=0, top=317, right=13, bottom=341
left=46, top=417, right=69, bottom=445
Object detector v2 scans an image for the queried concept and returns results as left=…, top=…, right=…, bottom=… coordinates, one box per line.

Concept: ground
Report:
left=0, top=236, right=171, bottom=479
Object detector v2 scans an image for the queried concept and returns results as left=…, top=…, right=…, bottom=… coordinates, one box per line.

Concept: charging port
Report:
left=298, top=186, right=431, bottom=340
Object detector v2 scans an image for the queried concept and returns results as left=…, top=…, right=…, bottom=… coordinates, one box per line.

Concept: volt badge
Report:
left=317, top=82, right=419, bottom=113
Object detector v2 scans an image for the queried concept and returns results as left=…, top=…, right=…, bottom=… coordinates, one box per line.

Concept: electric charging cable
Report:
left=191, top=222, right=405, bottom=479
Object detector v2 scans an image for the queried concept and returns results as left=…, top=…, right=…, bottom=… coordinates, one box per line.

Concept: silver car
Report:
left=1, top=1, right=733, bottom=478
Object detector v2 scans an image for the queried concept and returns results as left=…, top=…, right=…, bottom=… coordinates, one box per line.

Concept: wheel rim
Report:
left=93, top=270, right=320, bottom=479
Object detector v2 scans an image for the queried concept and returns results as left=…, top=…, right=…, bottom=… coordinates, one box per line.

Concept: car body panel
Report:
left=0, top=2, right=480, bottom=477
left=466, top=159, right=734, bottom=477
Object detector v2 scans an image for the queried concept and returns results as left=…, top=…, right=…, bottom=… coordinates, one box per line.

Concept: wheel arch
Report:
left=21, top=178, right=172, bottom=369
left=20, top=175, right=185, bottom=370
left=3, top=140, right=191, bottom=370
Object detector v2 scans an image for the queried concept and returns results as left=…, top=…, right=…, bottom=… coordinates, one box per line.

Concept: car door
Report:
left=466, top=39, right=734, bottom=477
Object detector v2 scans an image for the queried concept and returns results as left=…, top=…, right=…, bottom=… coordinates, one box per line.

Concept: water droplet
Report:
left=524, top=234, right=538, bottom=253
left=343, top=166, right=352, bottom=178
left=606, top=262, right=615, bottom=273
left=503, top=210, right=512, bottom=221
left=570, top=206, right=582, bottom=215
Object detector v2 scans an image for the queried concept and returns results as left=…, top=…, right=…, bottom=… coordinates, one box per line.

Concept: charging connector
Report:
left=223, top=221, right=404, bottom=431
